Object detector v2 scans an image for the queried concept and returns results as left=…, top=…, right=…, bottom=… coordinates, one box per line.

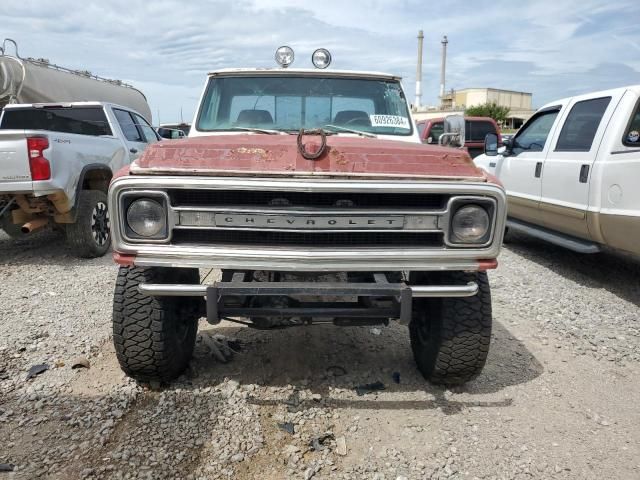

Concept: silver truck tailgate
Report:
left=0, top=131, right=32, bottom=192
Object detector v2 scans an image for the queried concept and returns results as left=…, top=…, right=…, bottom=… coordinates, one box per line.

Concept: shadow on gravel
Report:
left=0, top=319, right=543, bottom=477
left=188, top=319, right=543, bottom=415
left=505, top=232, right=640, bottom=307
left=0, top=230, right=112, bottom=266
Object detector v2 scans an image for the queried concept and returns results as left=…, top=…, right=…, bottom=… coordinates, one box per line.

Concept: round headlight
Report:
left=126, top=198, right=166, bottom=238
left=312, top=48, right=332, bottom=69
left=275, top=46, right=295, bottom=68
left=451, top=205, right=490, bottom=243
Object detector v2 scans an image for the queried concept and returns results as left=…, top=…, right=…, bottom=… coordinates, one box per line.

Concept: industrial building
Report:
left=442, top=88, right=533, bottom=128
left=414, top=87, right=535, bottom=129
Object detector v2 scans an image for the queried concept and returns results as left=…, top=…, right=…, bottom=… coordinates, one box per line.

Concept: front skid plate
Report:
left=204, top=280, right=413, bottom=326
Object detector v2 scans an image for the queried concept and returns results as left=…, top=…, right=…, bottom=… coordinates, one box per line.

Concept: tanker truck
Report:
left=0, top=38, right=151, bottom=120
left=0, top=39, right=158, bottom=257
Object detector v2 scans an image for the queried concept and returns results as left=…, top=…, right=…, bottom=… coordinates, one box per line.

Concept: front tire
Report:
left=65, top=190, right=111, bottom=258
left=409, top=271, right=492, bottom=385
left=113, top=266, right=201, bottom=383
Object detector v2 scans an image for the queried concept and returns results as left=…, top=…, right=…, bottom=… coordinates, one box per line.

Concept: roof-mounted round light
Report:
left=312, top=48, right=332, bottom=69
left=275, top=46, right=295, bottom=68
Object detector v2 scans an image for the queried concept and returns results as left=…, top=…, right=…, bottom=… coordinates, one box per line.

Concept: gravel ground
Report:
left=1, top=228, right=639, bottom=479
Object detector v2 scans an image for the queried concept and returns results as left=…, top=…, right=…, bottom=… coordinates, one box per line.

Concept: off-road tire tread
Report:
left=65, top=189, right=110, bottom=258
left=410, top=271, right=492, bottom=385
left=113, top=266, right=200, bottom=383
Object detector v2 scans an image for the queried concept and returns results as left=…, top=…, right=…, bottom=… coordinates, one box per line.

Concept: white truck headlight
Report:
left=451, top=204, right=490, bottom=243
left=126, top=198, right=167, bottom=238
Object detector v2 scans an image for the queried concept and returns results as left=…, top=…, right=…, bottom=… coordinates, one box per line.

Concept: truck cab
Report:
left=417, top=116, right=502, bottom=158
left=0, top=102, right=158, bottom=257
left=476, top=84, right=640, bottom=256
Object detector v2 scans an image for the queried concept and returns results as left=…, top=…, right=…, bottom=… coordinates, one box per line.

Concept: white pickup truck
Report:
left=0, top=102, right=159, bottom=257
left=476, top=84, right=640, bottom=257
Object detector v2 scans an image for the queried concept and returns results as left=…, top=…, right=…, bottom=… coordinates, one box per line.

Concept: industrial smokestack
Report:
left=415, top=30, right=424, bottom=109
left=439, top=35, right=448, bottom=102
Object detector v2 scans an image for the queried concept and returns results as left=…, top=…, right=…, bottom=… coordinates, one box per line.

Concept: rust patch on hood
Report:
left=233, top=147, right=269, bottom=156
left=131, top=134, right=487, bottom=181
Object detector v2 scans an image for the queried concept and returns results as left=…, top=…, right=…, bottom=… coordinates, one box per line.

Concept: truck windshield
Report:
left=0, top=107, right=112, bottom=136
left=196, top=75, right=413, bottom=136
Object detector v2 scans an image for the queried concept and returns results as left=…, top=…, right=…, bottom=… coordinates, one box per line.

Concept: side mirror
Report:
left=484, top=133, right=498, bottom=156
left=426, top=136, right=433, bottom=144
left=156, top=127, right=183, bottom=140
left=156, top=127, right=171, bottom=139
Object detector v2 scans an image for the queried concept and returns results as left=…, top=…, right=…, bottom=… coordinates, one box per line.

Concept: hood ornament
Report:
left=297, top=129, right=327, bottom=160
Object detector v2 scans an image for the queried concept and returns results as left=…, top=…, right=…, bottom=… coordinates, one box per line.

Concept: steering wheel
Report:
left=341, top=116, right=371, bottom=127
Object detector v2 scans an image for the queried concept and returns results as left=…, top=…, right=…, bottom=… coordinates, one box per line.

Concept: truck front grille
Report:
left=159, top=188, right=451, bottom=250
left=171, top=229, right=443, bottom=248
left=168, top=189, right=448, bottom=210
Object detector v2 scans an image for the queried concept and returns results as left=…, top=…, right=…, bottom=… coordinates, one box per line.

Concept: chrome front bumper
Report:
left=139, top=281, right=479, bottom=298
left=138, top=278, right=479, bottom=325
left=129, top=248, right=489, bottom=272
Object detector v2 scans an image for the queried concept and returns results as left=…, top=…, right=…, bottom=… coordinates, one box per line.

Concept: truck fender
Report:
left=55, top=164, right=112, bottom=224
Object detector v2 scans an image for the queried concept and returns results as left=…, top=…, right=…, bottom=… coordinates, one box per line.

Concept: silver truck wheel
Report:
left=409, top=271, right=492, bottom=385
left=65, top=190, right=111, bottom=258
left=112, top=266, right=201, bottom=384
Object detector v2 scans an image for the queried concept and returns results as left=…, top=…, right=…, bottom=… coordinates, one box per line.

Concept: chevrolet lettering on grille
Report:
left=177, top=211, right=445, bottom=230
left=218, top=214, right=404, bottom=230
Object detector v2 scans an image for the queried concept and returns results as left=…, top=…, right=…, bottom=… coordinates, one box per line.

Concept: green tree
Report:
left=465, top=102, right=510, bottom=125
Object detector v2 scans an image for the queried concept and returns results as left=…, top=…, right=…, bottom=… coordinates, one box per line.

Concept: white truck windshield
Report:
left=196, top=75, right=413, bottom=136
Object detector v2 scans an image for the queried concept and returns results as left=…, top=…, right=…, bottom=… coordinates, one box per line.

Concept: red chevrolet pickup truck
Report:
left=417, top=116, right=502, bottom=158
left=108, top=47, right=507, bottom=386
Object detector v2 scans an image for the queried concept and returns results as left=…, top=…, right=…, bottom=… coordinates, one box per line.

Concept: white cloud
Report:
left=0, top=0, right=638, bottom=121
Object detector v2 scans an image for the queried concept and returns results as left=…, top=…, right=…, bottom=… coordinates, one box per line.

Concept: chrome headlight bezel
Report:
left=444, top=197, right=497, bottom=247
left=119, top=190, right=171, bottom=243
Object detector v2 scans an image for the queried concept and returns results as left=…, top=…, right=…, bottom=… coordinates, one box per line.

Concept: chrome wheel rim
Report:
left=91, top=202, right=110, bottom=246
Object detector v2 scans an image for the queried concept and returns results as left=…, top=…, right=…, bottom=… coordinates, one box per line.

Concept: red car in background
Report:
left=416, top=116, right=502, bottom=158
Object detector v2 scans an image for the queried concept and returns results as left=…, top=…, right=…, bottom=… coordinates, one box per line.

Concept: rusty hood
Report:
left=130, top=134, right=487, bottom=181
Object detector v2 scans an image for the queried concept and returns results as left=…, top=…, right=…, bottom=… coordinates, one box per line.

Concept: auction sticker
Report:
left=627, top=130, right=640, bottom=143
left=370, top=115, right=410, bottom=129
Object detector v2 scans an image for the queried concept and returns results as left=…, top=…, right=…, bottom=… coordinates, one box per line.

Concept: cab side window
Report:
left=466, top=120, right=496, bottom=142
left=512, top=109, right=559, bottom=154
left=114, top=109, right=143, bottom=143
left=555, top=97, right=611, bottom=152
left=623, top=102, right=640, bottom=146
left=428, top=122, right=444, bottom=143
left=133, top=113, right=159, bottom=144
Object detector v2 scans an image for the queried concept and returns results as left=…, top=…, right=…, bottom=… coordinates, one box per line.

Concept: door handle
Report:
left=579, top=164, right=590, bottom=183
left=534, top=162, right=543, bottom=178
left=129, top=148, right=138, bottom=154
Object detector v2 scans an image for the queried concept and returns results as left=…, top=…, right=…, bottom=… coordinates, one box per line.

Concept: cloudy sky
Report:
left=1, top=0, right=638, bottom=124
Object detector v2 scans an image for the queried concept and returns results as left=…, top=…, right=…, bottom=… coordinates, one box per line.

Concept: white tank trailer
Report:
left=0, top=39, right=152, bottom=122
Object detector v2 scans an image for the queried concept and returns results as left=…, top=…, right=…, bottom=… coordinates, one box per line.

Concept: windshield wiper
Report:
left=227, top=127, right=286, bottom=135
left=323, top=124, right=377, bottom=138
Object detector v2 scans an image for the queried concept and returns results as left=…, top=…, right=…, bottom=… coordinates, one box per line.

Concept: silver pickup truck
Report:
left=0, top=101, right=159, bottom=257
